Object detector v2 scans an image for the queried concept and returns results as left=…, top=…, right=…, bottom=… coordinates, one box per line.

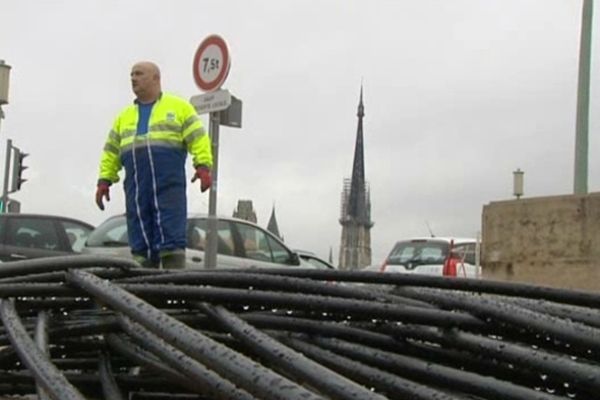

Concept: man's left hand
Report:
left=191, top=166, right=212, bottom=192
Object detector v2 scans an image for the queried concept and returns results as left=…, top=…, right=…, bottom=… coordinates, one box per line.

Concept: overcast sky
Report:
left=0, top=0, right=598, bottom=264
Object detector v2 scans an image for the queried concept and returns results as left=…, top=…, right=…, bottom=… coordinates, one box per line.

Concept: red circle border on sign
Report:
left=193, top=35, right=230, bottom=92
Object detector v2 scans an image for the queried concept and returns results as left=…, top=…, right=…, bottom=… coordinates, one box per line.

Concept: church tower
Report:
left=338, top=86, right=373, bottom=270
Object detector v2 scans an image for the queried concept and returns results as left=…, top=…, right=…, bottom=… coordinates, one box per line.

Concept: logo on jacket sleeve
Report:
left=166, top=112, right=176, bottom=122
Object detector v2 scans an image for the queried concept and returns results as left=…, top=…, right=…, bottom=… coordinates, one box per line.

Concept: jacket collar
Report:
left=134, top=91, right=163, bottom=105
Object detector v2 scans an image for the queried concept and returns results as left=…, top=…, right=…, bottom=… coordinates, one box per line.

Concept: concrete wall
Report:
left=481, top=192, right=600, bottom=290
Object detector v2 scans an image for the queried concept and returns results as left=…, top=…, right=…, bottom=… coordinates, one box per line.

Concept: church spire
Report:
left=338, top=83, right=373, bottom=270
left=348, top=84, right=368, bottom=223
left=267, top=204, right=282, bottom=240
left=357, top=84, right=364, bottom=118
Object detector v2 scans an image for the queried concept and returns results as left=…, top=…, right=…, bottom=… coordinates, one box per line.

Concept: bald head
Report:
left=130, top=61, right=161, bottom=103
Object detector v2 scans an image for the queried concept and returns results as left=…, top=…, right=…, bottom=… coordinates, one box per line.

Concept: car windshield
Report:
left=300, top=254, right=334, bottom=270
left=386, top=240, right=448, bottom=266
left=86, top=216, right=128, bottom=247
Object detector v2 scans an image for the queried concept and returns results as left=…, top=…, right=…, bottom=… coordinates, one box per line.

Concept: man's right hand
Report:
left=95, top=181, right=111, bottom=210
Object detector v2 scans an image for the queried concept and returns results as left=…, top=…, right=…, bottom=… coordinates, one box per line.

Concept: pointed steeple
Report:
left=347, top=84, right=368, bottom=223
left=338, top=83, right=373, bottom=270
left=357, top=84, right=365, bottom=118
left=267, top=205, right=282, bottom=240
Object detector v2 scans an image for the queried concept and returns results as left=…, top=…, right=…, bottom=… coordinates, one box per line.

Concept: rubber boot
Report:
left=133, top=254, right=160, bottom=269
left=161, top=251, right=186, bottom=269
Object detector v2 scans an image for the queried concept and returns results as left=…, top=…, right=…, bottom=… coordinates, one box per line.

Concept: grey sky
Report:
left=0, top=0, right=597, bottom=264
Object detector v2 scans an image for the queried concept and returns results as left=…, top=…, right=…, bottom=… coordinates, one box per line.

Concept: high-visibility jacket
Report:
left=98, top=93, right=212, bottom=261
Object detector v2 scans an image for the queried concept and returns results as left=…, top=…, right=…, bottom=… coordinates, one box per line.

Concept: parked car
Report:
left=379, top=237, right=481, bottom=278
left=295, top=250, right=336, bottom=270
left=0, top=213, right=95, bottom=262
left=82, top=214, right=312, bottom=269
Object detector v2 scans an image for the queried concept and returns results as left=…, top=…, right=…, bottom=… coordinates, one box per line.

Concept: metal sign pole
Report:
left=2, top=139, right=11, bottom=213
left=204, top=111, right=220, bottom=269
left=192, top=35, right=235, bottom=269
left=574, top=0, right=593, bottom=194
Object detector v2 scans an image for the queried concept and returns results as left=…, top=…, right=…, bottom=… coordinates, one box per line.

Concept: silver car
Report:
left=295, top=250, right=336, bottom=270
left=0, top=213, right=94, bottom=262
left=82, top=214, right=311, bottom=269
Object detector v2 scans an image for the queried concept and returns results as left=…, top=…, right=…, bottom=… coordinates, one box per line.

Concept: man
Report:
left=95, top=61, right=212, bottom=269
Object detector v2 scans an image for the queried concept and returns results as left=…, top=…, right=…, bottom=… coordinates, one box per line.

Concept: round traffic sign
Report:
left=192, top=35, right=231, bottom=92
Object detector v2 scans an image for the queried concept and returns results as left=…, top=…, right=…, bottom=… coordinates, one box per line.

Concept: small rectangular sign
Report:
left=190, top=89, right=231, bottom=114
left=219, top=95, right=242, bottom=128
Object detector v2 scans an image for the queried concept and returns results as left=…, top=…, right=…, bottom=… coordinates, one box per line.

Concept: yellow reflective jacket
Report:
left=98, top=93, right=212, bottom=184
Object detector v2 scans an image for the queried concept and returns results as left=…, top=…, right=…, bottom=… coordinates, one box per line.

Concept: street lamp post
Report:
left=0, top=60, right=12, bottom=212
left=1, top=139, right=12, bottom=213
left=0, top=60, right=12, bottom=131
left=513, top=169, right=524, bottom=199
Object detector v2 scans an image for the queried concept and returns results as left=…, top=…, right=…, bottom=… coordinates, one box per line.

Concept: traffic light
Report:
left=10, top=147, right=28, bottom=192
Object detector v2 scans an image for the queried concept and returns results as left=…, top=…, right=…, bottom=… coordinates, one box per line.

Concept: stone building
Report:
left=232, top=200, right=257, bottom=223
left=482, top=193, right=600, bottom=290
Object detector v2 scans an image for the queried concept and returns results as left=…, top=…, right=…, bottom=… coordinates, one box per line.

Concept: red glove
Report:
left=191, top=166, right=212, bottom=192
left=95, top=181, right=111, bottom=210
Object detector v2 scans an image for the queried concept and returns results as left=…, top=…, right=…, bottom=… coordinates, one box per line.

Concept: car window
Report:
left=187, top=225, right=207, bottom=250
left=216, top=222, right=235, bottom=255
left=387, top=240, right=448, bottom=265
left=6, top=217, right=60, bottom=251
left=86, top=216, right=128, bottom=246
left=266, top=235, right=293, bottom=264
left=235, top=222, right=271, bottom=261
left=187, top=218, right=235, bottom=256
left=301, top=254, right=334, bottom=270
left=60, top=221, right=93, bottom=252
left=453, top=243, right=477, bottom=265
left=235, top=221, right=292, bottom=265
